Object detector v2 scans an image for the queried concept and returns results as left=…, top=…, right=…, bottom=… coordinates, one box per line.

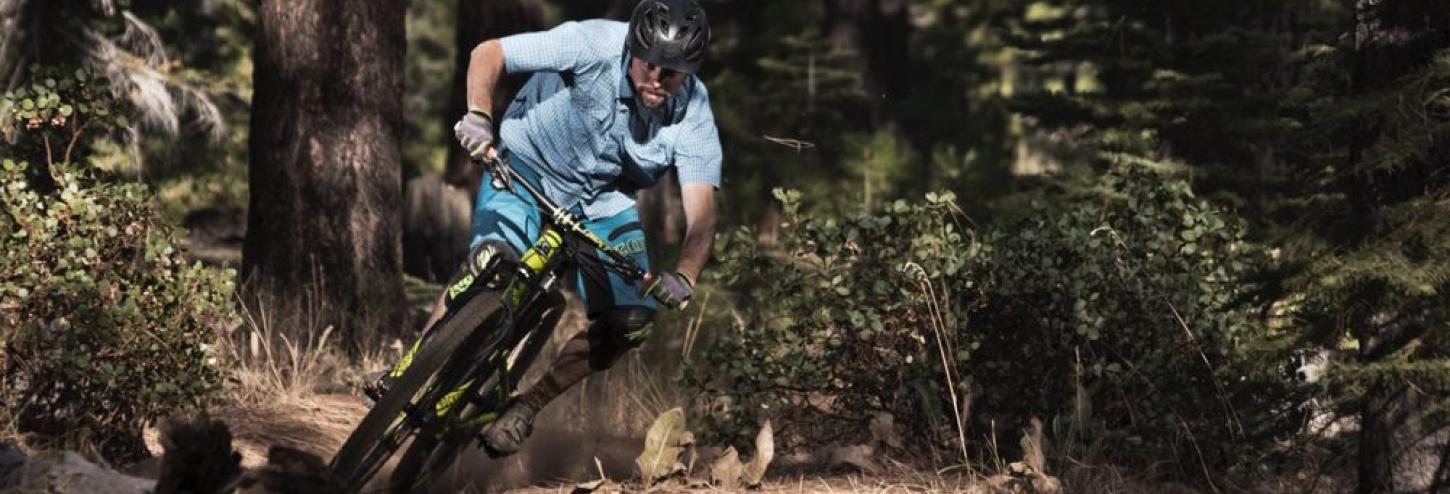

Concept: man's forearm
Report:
left=466, top=39, right=506, bottom=116
left=675, top=220, right=715, bottom=284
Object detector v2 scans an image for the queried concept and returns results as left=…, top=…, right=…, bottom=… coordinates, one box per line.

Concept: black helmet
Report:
left=628, top=0, right=710, bottom=74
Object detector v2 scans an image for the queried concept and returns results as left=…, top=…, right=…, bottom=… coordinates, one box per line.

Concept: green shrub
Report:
left=0, top=67, right=234, bottom=461
left=968, top=162, right=1302, bottom=471
left=691, top=188, right=987, bottom=452
left=695, top=163, right=1302, bottom=473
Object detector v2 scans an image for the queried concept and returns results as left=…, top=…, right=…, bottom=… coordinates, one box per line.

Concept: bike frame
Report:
left=338, top=156, right=652, bottom=490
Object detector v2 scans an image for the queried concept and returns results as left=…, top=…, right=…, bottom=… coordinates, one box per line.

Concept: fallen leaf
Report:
left=572, top=479, right=607, bottom=493
left=709, top=446, right=743, bottom=491
left=635, top=407, right=689, bottom=485
left=742, top=419, right=774, bottom=486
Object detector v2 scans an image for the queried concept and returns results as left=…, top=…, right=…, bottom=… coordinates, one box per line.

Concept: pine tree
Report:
left=1001, top=0, right=1450, bottom=489
left=1304, top=2, right=1450, bottom=491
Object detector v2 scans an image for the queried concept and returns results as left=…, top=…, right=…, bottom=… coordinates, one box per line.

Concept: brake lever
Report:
left=484, top=156, right=511, bottom=190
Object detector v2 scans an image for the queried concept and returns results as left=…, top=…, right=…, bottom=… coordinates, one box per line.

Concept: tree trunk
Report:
left=0, top=0, right=99, bottom=92
left=824, top=0, right=918, bottom=193
left=0, top=0, right=28, bottom=91
left=443, top=0, right=544, bottom=194
left=824, top=0, right=911, bottom=128
left=245, top=0, right=406, bottom=344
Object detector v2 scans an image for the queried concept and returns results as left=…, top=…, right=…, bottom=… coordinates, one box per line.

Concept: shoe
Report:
left=480, top=400, right=541, bottom=457
left=361, top=370, right=390, bottom=407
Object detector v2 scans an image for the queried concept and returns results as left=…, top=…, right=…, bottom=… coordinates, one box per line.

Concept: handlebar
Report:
left=477, top=156, right=649, bottom=284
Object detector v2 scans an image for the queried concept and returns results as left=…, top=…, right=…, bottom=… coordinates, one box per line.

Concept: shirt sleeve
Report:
left=500, top=21, right=593, bottom=74
left=674, top=81, right=723, bottom=188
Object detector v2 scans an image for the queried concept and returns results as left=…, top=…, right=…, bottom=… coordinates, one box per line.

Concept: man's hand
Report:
left=453, top=110, right=495, bottom=161
left=641, top=271, right=693, bottom=309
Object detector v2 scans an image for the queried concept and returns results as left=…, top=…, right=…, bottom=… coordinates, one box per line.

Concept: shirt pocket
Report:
left=626, top=137, right=671, bottom=183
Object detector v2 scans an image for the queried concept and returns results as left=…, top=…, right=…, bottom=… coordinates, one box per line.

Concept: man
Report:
left=449, top=0, right=719, bottom=456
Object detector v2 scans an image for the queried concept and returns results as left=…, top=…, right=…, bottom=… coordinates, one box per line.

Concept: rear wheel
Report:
left=329, top=291, right=503, bottom=492
left=388, top=291, right=566, bottom=493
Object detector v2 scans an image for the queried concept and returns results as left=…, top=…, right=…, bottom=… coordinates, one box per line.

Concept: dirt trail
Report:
left=186, top=361, right=656, bottom=492
left=171, top=295, right=1037, bottom=493
left=186, top=388, right=1008, bottom=493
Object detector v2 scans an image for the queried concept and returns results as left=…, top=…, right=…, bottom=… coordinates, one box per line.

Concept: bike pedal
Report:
left=361, top=371, right=391, bottom=408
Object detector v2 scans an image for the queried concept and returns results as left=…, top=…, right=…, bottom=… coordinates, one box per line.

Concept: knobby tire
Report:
left=387, top=292, right=566, bottom=493
left=330, top=291, right=503, bottom=492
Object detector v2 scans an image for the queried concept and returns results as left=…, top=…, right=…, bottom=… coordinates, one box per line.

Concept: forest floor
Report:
left=182, top=311, right=1350, bottom=494
left=69, top=232, right=1341, bottom=493
left=140, top=390, right=1153, bottom=494
left=0, top=298, right=1348, bottom=494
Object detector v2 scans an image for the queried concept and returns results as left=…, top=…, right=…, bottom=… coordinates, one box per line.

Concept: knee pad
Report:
left=445, top=240, right=521, bottom=305
left=585, top=307, right=656, bottom=370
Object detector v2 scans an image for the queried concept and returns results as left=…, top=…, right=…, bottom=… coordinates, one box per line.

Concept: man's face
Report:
left=628, top=56, right=687, bottom=110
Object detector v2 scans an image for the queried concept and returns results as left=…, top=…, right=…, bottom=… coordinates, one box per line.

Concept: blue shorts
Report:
left=469, top=169, right=656, bottom=315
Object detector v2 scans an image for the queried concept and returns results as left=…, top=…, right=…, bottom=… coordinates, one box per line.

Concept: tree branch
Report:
left=63, top=115, right=88, bottom=164
left=42, top=132, right=52, bottom=166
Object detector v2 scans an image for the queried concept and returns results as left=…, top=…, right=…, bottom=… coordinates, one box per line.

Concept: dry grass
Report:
left=219, top=284, right=406, bottom=405
left=0, top=406, right=27, bottom=456
left=186, top=285, right=405, bottom=468
left=622, top=352, right=685, bottom=429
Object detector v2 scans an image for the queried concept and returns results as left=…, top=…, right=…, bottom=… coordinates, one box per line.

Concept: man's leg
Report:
left=482, top=205, right=656, bottom=457
left=480, top=307, right=654, bottom=456
left=367, top=176, right=538, bottom=401
left=418, top=238, right=521, bottom=338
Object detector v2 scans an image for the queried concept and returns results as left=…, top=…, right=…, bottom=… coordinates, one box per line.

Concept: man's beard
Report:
left=637, top=86, right=669, bottom=109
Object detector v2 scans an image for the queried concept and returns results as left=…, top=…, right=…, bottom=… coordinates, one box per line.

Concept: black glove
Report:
left=641, top=271, right=693, bottom=310
left=453, top=109, right=494, bottom=161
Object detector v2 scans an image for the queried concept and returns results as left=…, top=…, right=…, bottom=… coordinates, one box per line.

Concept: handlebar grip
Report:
left=641, top=273, right=690, bottom=310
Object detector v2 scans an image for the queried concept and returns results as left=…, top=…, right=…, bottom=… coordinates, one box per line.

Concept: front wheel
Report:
left=329, top=291, right=504, bottom=492
left=387, top=291, right=566, bottom=493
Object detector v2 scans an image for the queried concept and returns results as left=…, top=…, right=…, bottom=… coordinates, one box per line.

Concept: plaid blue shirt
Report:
left=497, top=20, right=723, bottom=220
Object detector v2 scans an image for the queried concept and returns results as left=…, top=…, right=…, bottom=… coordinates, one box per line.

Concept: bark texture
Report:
left=245, top=0, right=406, bottom=343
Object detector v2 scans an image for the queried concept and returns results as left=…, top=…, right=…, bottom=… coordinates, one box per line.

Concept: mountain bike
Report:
left=329, top=156, right=679, bottom=493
